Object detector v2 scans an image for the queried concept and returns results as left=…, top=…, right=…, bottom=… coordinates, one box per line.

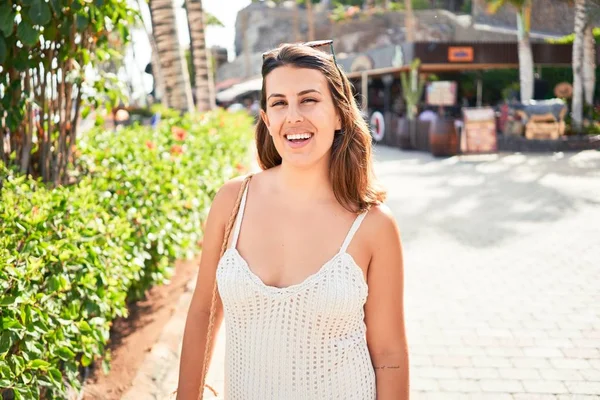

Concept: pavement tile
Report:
left=122, top=148, right=600, bottom=399
left=521, top=380, right=569, bottom=394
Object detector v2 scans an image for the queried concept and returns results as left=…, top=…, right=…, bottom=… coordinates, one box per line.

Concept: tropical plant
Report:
left=486, top=0, right=534, bottom=103
left=148, top=0, right=194, bottom=112
left=570, top=0, right=599, bottom=132
left=400, top=59, right=425, bottom=121
left=0, top=0, right=137, bottom=185
left=405, top=0, right=415, bottom=42
left=184, top=0, right=216, bottom=112
left=0, top=109, right=254, bottom=400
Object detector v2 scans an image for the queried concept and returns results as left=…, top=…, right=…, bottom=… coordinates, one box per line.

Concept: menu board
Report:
left=426, top=81, right=457, bottom=106
left=461, top=107, right=497, bottom=153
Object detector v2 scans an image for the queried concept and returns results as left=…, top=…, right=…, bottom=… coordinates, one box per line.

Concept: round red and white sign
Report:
left=370, top=111, right=385, bottom=142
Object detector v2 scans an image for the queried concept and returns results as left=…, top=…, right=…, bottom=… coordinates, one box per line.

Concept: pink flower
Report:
left=171, top=126, right=187, bottom=141
left=170, top=145, right=183, bottom=156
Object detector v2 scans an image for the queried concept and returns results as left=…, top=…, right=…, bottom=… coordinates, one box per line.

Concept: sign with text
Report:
left=461, top=107, right=497, bottom=153
left=426, top=81, right=457, bottom=106
left=448, top=46, right=474, bottom=62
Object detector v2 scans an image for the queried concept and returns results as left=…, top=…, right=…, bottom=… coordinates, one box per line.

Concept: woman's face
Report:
left=260, top=66, right=341, bottom=169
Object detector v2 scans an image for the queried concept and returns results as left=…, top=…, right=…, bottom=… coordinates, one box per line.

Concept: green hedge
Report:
left=0, top=109, right=254, bottom=399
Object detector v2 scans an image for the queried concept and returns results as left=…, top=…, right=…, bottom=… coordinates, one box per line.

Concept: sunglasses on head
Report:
left=262, top=39, right=339, bottom=66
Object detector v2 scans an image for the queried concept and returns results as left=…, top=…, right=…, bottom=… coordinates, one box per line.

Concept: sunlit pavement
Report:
left=375, top=146, right=600, bottom=398
left=122, top=146, right=600, bottom=399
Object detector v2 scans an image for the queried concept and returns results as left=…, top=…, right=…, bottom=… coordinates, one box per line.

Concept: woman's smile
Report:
left=284, top=132, right=314, bottom=149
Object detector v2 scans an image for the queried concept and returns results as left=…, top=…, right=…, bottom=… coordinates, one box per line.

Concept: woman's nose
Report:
left=286, top=105, right=304, bottom=124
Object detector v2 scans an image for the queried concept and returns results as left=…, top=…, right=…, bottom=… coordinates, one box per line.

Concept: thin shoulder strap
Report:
left=229, top=181, right=250, bottom=249
left=339, top=210, right=369, bottom=253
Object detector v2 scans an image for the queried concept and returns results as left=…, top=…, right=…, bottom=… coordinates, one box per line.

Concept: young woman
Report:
left=177, top=41, right=409, bottom=400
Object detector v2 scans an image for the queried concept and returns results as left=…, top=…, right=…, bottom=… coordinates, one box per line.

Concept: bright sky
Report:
left=201, top=0, right=252, bottom=54
left=125, top=0, right=251, bottom=101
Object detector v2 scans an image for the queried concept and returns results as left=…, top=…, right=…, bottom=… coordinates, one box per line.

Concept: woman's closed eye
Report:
left=270, top=98, right=318, bottom=107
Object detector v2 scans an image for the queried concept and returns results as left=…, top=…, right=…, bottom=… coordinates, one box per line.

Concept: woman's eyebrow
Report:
left=267, top=89, right=322, bottom=100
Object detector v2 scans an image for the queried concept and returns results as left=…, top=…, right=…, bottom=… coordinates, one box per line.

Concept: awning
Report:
left=216, top=77, right=263, bottom=103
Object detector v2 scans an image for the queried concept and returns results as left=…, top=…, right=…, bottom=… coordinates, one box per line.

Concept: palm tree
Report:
left=148, top=0, right=194, bottom=112
left=184, top=0, right=216, bottom=112
left=405, top=0, right=415, bottom=42
left=293, top=1, right=301, bottom=42
left=572, top=0, right=586, bottom=131
left=306, top=0, right=315, bottom=41
left=571, top=0, right=598, bottom=132
left=487, top=0, right=534, bottom=103
left=582, top=23, right=596, bottom=107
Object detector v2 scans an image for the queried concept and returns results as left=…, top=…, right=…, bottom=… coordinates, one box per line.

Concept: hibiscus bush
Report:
left=0, top=109, right=255, bottom=399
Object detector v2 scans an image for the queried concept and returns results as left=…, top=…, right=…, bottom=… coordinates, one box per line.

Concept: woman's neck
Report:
left=275, top=159, right=333, bottom=203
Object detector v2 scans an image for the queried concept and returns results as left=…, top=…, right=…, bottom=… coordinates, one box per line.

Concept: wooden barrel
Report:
left=398, top=118, right=413, bottom=149
left=429, top=118, right=459, bottom=157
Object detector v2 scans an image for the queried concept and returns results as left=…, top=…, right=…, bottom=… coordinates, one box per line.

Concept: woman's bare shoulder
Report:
left=210, top=175, right=249, bottom=220
left=210, top=170, right=269, bottom=220
left=363, top=204, right=402, bottom=247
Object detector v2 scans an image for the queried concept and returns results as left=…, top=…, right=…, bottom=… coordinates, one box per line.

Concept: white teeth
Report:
left=286, top=133, right=312, bottom=140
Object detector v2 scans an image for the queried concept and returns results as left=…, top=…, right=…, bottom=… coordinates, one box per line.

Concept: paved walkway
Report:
left=123, top=147, right=600, bottom=399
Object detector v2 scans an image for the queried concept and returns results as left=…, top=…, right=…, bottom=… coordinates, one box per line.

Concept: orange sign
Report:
left=448, top=47, right=474, bottom=62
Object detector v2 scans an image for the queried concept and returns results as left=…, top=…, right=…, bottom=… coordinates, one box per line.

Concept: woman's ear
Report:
left=260, top=109, right=270, bottom=129
left=335, top=115, right=342, bottom=131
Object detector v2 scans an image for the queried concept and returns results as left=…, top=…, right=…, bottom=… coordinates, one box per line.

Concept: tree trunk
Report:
left=138, top=0, right=168, bottom=107
left=241, top=11, right=251, bottom=78
left=148, top=0, right=194, bottom=112
left=582, top=23, right=596, bottom=107
left=516, top=4, right=534, bottom=103
left=185, top=0, right=216, bottom=112
left=293, top=2, right=301, bottom=42
left=571, top=0, right=586, bottom=132
left=364, top=0, right=375, bottom=10
left=306, top=0, right=315, bottom=42
left=405, top=0, right=415, bottom=42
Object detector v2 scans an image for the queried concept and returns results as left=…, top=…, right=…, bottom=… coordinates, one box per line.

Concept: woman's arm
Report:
left=177, top=178, right=244, bottom=400
left=364, top=206, right=409, bottom=400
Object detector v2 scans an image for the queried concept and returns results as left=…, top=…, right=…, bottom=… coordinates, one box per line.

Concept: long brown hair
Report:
left=257, top=43, right=386, bottom=213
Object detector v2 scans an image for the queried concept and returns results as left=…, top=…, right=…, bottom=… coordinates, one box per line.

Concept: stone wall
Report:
left=472, top=0, right=600, bottom=36
left=217, top=4, right=517, bottom=82
left=233, top=4, right=459, bottom=57
left=217, top=1, right=595, bottom=83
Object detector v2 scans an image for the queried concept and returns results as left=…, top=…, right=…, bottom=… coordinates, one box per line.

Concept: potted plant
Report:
left=399, top=59, right=425, bottom=149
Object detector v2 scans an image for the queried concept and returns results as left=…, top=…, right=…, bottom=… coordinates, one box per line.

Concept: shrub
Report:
left=0, top=109, right=255, bottom=399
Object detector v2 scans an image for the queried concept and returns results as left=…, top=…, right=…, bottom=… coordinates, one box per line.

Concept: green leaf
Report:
left=78, top=320, right=91, bottom=333
left=49, top=0, right=62, bottom=13
left=0, top=331, right=13, bottom=355
left=56, top=346, right=75, bottom=361
left=0, top=3, right=15, bottom=38
left=0, top=295, right=15, bottom=306
left=0, top=36, right=6, bottom=64
left=29, top=0, right=52, bottom=25
left=76, top=14, right=88, bottom=30
left=102, top=358, right=110, bottom=374
left=17, top=21, right=39, bottom=46
left=81, top=354, right=92, bottom=367
left=28, top=359, right=51, bottom=370
left=48, top=367, right=62, bottom=383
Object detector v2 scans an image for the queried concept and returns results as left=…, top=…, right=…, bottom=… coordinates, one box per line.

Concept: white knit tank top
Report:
left=216, top=183, right=376, bottom=400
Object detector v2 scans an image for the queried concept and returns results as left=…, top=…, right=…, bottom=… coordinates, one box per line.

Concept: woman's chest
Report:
left=217, top=251, right=369, bottom=322
left=235, top=209, right=371, bottom=289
